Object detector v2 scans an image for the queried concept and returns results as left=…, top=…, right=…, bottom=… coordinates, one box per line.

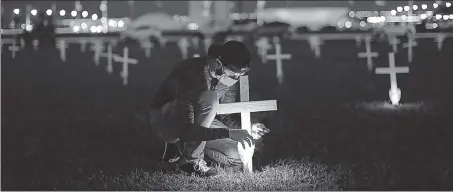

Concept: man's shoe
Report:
left=177, top=159, right=218, bottom=177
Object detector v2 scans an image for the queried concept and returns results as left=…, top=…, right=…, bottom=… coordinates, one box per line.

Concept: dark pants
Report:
left=150, top=91, right=241, bottom=167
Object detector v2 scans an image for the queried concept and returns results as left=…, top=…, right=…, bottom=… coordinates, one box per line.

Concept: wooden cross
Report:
left=177, top=37, right=190, bottom=60
left=308, top=35, right=322, bottom=58
left=255, top=36, right=271, bottom=63
left=216, top=76, right=278, bottom=173
left=265, top=37, right=292, bottom=84
left=402, top=35, right=418, bottom=63
left=357, top=36, right=379, bottom=71
left=113, top=47, right=138, bottom=85
left=375, top=52, right=409, bottom=94
left=56, top=40, right=68, bottom=62
left=8, top=42, right=20, bottom=59
left=90, top=41, right=105, bottom=66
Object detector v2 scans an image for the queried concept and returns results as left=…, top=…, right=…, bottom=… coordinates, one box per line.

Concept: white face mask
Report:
left=217, top=74, right=238, bottom=86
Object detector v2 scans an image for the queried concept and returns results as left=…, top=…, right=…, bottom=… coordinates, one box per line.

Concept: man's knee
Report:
left=197, top=91, right=219, bottom=115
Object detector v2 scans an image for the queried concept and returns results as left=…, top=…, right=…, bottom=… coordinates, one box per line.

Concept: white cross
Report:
left=32, top=39, right=39, bottom=50
left=308, top=35, right=322, bottom=58
left=80, top=40, right=87, bottom=52
left=90, top=41, right=105, bottom=66
left=8, top=42, right=20, bottom=59
left=265, top=37, right=292, bottom=84
left=255, top=36, right=271, bottom=63
left=177, top=37, right=190, bottom=60
left=113, top=47, right=138, bottom=85
left=390, top=36, right=400, bottom=53
left=375, top=52, right=409, bottom=105
left=204, top=37, right=212, bottom=54
left=216, top=76, right=278, bottom=173
left=142, top=41, right=153, bottom=58
left=56, top=40, right=68, bottom=62
left=191, top=36, right=200, bottom=50
left=402, top=35, right=418, bottom=63
left=357, top=36, right=379, bottom=71
left=102, top=44, right=114, bottom=74
left=435, top=34, right=446, bottom=51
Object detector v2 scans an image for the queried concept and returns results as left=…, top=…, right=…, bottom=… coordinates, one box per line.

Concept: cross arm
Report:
left=216, top=100, right=278, bottom=114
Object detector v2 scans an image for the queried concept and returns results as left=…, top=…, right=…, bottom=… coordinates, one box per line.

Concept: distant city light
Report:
left=337, top=21, right=344, bottom=28
left=60, top=10, right=66, bottom=16
left=118, top=20, right=124, bottom=27
left=404, top=6, right=410, bottom=11
left=31, top=9, right=37, bottom=16
left=447, top=2, right=452, bottom=7
left=435, top=14, right=442, bottom=20
left=13, top=9, right=20, bottom=15
left=360, top=21, right=366, bottom=27
left=433, top=3, right=438, bottom=8
left=71, top=10, right=77, bottom=17
left=108, top=20, right=117, bottom=27
left=26, top=25, right=33, bottom=31
left=397, top=6, right=403, bottom=12
left=401, top=15, right=407, bottom=20
left=443, top=15, right=449, bottom=20
left=188, top=22, right=199, bottom=30
left=46, top=9, right=52, bottom=16
left=432, top=23, right=438, bottom=28
left=73, top=25, right=81, bottom=32
left=412, top=5, right=418, bottom=10
left=391, top=10, right=397, bottom=16
left=450, top=14, right=453, bottom=19
left=349, top=11, right=355, bottom=18
left=92, top=13, right=98, bottom=20
left=420, top=14, right=427, bottom=20
left=81, top=22, right=88, bottom=29
left=421, top=4, right=428, bottom=9
left=82, top=11, right=88, bottom=18
left=90, top=26, right=97, bottom=33
left=345, top=21, right=352, bottom=28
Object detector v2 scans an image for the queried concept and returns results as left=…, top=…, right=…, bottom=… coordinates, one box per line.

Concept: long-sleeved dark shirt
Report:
left=150, top=57, right=241, bottom=142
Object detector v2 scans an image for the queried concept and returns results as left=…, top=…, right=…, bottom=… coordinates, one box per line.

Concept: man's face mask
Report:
left=215, top=59, right=248, bottom=86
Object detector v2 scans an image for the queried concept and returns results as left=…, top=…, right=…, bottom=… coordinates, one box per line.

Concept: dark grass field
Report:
left=2, top=36, right=453, bottom=190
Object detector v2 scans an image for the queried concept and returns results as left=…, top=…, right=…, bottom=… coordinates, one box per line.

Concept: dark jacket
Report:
left=150, top=57, right=241, bottom=142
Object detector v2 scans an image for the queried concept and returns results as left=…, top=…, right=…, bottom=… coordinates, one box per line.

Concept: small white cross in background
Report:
left=191, top=36, right=200, bottom=50
left=390, top=36, right=401, bottom=53
left=308, top=35, right=322, bottom=58
left=265, top=36, right=292, bottom=84
left=402, top=35, right=418, bottom=63
left=216, top=76, right=278, bottom=173
left=375, top=52, right=409, bottom=105
left=103, top=44, right=114, bottom=74
left=435, top=34, right=446, bottom=51
left=204, top=37, right=212, bottom=54
left=357, top=36, right=379, bottom=71
left=80, top=40, right=87, bottom=52
left=177, top=37, right=190, bottom=60
left=355, top=35, right=363, bottom=47
left=142, top=41, right=153, bottom=58
left=8, top=42, right=20, bottom=59
left=32, top=39, right=39, bottom=50
left=90, top=41, right=105, bottom=66
left=113, top=47, right=138, bottom=85
left=56, top=40, right=68, bottom=62
left=255, top=36, right=271, bottom=63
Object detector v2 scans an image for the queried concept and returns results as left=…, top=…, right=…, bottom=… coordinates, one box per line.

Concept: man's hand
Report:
left=229, top=129, right=253, bottom=149
left=251, top=123, right=270, bottom=140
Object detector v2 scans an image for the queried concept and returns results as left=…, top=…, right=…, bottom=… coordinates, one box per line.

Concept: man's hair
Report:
left=207, top=40, right=251, bottom=73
